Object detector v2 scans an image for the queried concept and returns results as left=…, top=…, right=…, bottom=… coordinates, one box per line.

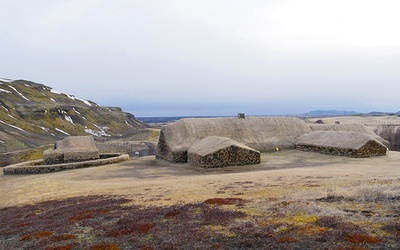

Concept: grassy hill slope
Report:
left=0, top=78, right=148, bottom=153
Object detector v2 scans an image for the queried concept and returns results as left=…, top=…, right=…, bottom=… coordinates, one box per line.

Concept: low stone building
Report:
left=309, top=123, right=390, bottom=148
left=188, top=136, right=260, bottom=168
left=43, top=136, right=100, bottom=164
left=296, top=131, right=387, bottom=157
left=156, top=117, right=311, bottom=163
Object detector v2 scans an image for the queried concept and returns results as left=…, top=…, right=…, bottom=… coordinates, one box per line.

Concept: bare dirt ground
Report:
left=1, top=150, right=399, bottom=249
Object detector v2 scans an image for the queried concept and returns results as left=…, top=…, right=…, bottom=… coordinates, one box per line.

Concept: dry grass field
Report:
left=306, top=115, right=400, bottom=126
left=1, top=149, right=399, bottom=249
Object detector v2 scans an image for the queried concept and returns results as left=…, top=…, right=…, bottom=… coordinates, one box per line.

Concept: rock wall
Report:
left=188, top=145, right=260, bottom=168
left=187, top=136, right=261, bottom=168
left=3, top=153, right=129, bottom=175
left=296, top=140, right=386, bottom=157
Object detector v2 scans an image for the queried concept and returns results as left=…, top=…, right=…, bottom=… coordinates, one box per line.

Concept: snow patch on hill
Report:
left=8, top=85, right=30, bottom=101
left=0, top=120, right=26, bottom=132
left=50, top=89, right=62, bottom=95
left=0, top=88, right=12, bottom=93
left=50, top=88, right=92, bottom=106
left=85, top=124, right=111, bottom=137
left=65, top=115, right=74, bottom=124
left=125, top=120, right=133, bottom=127
left=69, top=95, right=92, bottom=106
left=59, top=110, right=75, bottom=125
left=55, top=128, right=70, bottom=135
left=0, top=77, right=13, bottom=83
left=40, top=126, right=50, bottom=133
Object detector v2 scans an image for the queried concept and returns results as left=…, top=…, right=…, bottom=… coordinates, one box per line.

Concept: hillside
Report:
left=0, top=77, right=148, bottom=153
left=301, top=110, right=359, bottom=117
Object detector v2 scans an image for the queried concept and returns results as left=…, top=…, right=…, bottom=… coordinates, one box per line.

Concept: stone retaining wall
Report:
left=3, top=153, right=129, bottom=175
left=296, top=142, right=386, bottom=158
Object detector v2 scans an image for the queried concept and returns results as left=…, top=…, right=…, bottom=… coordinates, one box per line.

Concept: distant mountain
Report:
left=301, top=110, right=359, bottom=117
left=0, top=78, right=148, bottom=153
left=366, top=111, right=398, bottom=116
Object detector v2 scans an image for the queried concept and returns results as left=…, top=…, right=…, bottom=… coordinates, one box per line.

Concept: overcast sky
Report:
left=1, top=0, right=400, bottom=117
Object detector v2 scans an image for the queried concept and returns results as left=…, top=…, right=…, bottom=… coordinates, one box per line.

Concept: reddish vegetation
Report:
left=45, top=245, right=73, bottom=250
left=345, top=234, right=380, bottom=244
left=19, top=234, right=33, bottom=241
left=277, top=236, right=297, bottom=243
left=203, top=197, right=246, bottom=206
left=336, top=247, right=368, bottom=250
left=140, top=247, right=154, bottom=250
left=20, top=231, right=54, bottom=241
left=0, top=195, right=398, bottom=249
left=164, top=209, right=181, bottom=217
left=69, top=209, right=111, bottom=221
left=107, top=223, right=155, bottom=237
left=51, top=234, right=77, bottom=242
left=89, top=243, right=121, bottom=250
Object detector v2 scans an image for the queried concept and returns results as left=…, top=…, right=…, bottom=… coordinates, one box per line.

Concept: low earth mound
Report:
left=296, top=131, right=387, bottom=157
left=156, top=117, right=311, bottom=163
left=188, top=136, right=260, bottom=168
left=0, top=78, right=148, bottom=154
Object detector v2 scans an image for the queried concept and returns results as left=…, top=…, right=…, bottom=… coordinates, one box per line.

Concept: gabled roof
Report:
left=159, top=117, right=311, bottom=153
left=297, top=131, right=386, bottom=150
left=188, top=136, right=259, bottom=157
left=309, top=124, right=390, bottom=147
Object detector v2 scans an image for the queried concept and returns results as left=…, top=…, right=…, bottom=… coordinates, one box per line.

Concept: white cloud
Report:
left=0, top=0, right=399, bottom=116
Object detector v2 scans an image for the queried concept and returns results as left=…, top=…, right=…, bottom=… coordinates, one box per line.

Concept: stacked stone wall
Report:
left=296, top=140, right=386, bottom=158
left=188, top=146, right=260, bottom=168
left=3, top=153, right=129, bottom=175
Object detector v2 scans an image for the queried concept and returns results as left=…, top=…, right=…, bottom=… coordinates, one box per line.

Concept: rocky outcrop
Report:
left=188, top=136, right=260, bottom=168
left=43, top=136, right=99, bottom=164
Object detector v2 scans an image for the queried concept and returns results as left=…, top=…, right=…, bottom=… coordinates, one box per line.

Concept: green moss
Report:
left=20, top=146, right=52, bottom=161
